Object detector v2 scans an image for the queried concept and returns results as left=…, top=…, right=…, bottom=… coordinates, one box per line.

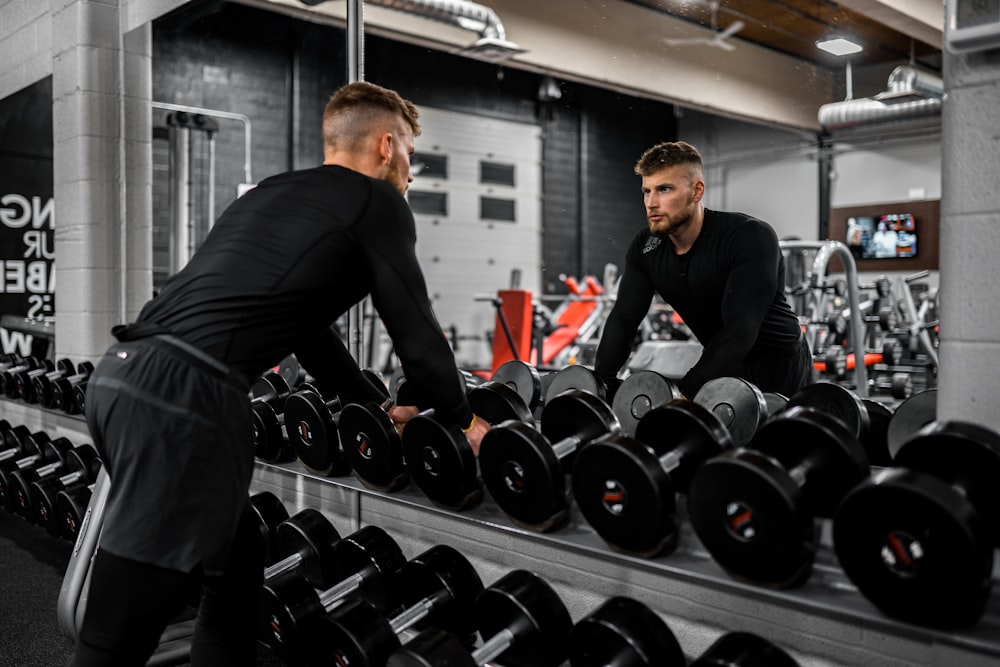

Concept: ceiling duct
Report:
left=819, top=65, right=943, bottom=132
left=301, top=0, right=525, bottom=62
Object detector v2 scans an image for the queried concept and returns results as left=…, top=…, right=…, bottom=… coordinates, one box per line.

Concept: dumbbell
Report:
left=783, top=381, right=888, bottom=465
left=834, top=420, right=1000, bottom=628
left=687, top=397, right=870, bottom=587
left=885, top=387, right=936, bottom=458
left=860, top=398, right=894, bottom=466
left=304, top=544, right=484, bottom=667
left=491, top=359, right=543, bottom=414
left=610, top=370, right=681, bottom=437
left=568, top=596, right=685, bottom=667
left=22, top=444, right=103, bottom=528
left=15, top=358, right=74, bottom=404
left=479, top=389, right=620, bottom=531
left=0, top=422, right=38, bottom=465
left=542, top=365, right=607, bottom=407
left=0, top=431, right=65, bottom=510
left=50, top=362, right=94, bottom=414
left=249, top=491, right=290, bottom=566
left=54, top=482, right=94, bottom=541
left=0, top=356, right=45, bottom=395
left=397, top=382, right=533, bottom=509
left=258, top=525, right=405, bottom=666
left=262, top=507, right=342, bottom=589
left=386, top=569, right=573, bottom=667
left=7, top=440, right=94, bottom=519
left=284, top=369, right=389, bottom=477
left=38, top=361, right=93, bottom=410
left=692, top=376, right=769, bottom=449
left=871, top=371, right=913, bottom=399
left=572, top=398, right=734, bottom=556
left=250, top=370, right=296, bottom=464
left=690, top=631, right=800, bottom=666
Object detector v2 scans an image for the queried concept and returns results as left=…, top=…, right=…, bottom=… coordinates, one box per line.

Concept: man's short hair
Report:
left=634, top=141, right=703, bottom=178
left=322, top=81, right=421, bottom=152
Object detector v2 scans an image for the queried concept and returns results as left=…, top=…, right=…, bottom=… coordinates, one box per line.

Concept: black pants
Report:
left=742, top=334, right=815, bottom=398
left=69, top=501, right=264, bottom=667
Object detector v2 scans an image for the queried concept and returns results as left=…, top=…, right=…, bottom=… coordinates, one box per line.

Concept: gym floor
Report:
left=0, top=510, right=285, bottom=667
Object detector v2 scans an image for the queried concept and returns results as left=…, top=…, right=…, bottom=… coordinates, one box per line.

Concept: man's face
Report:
left=384, top=127, right=415, bottom=195
left=640, top=165, right=701, bottom=237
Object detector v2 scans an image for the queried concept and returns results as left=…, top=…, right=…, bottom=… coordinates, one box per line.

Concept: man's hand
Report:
left=386, top=405, right=420, bottom=438
left=463, top=415, right=492, bottom=457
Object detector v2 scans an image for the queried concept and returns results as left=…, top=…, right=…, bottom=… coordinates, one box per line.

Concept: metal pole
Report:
left=347, top=0, right=367, bottom=364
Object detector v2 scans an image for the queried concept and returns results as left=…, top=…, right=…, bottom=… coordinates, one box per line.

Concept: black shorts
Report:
left=85, top=335, right=252, bottom=575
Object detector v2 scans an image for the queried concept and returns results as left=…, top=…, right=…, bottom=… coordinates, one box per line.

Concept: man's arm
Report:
left=294, top=326, right=387, bottom=405
left=594, top=243, right=656, bottom=386
left=679, top=220, right=782, bottom=396
left=357, top=182, right=473, bottom=428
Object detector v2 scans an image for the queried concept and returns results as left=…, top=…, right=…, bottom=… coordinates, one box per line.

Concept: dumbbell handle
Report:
left=33, top=460, right=66, bottom=479
left=657, top=449, right=683, bottom=476
left=389, top=596, right=438, bottom=635
left=263, top=552, right=304, bottom=580
left=56, top=469, right=88, bottom=488
left=318, top=571, right=365, bottom=611
left=551, top=434, right=583, bottom=460
left=9, top=452, right=42, bottom=470
left=471, top=627, right=515, bottom=665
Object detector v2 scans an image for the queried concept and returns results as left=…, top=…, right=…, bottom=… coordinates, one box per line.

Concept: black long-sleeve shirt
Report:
left=595, top=209, right=802, bottom=397
left=136, top=164, right=471, bottom=426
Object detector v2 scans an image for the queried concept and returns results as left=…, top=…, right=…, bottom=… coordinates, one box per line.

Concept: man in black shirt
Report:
left=70, top=81, right=488, bottom=666
left=595, top=141, right=813, bottom=399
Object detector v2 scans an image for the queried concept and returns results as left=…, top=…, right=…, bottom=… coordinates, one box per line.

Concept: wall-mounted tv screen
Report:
left=846, top=213, right=917, bottom=259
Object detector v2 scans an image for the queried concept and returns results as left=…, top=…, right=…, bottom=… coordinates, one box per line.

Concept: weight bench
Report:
left=57, top=467, right=196, bottom=666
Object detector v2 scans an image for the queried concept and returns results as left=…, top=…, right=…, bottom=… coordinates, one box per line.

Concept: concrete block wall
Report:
left=0, top=0, right=52, bottom=101
left=938, top=47, right=1000, bottom=433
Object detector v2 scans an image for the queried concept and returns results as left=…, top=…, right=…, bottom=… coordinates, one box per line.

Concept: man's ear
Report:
left=377, top=132, right=393, bottom=165
left=692, top=179, right=706, bottom=202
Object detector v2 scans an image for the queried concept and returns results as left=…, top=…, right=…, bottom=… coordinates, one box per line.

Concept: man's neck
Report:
left=669, top=206, right=705, bottom=255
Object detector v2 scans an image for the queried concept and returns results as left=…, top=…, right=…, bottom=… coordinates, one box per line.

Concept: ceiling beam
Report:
left=835, top=0, right=943, bottom=50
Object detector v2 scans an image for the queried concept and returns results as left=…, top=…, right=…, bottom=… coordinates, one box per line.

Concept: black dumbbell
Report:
left=38, top=361, right=93, bottom=410
left=283, top=369, right=389, bottom=476
left=0, top=356, right=45, bottom=396
left=872, top=371, right=913, bottom=399
left=262, top=507, right=342, bottom=589
left=572, top=398, right=733, bottom=556
left=860, top=398, right=894, bottom=467
left=398, top=383, right=533, bottom=509
left=687, top=399, right=869, bottom=587
left=304, top=544, right=484, bottom=667
left=479, top=389, right=620, bottom=531
left=491, top=360, right=543, bottom=414
left=783, top=381, right=886, bottom=466
left=54, top=482, right=94, bottom=541
left=692, top=376, right=769, bottom=449
left=249, top=491, right=290, bottom=567
left=542, top=365, right=607, bottom=407
left=885, top=387, right=936, bottom=459
left=50, top=361, right=95, bottom=414
left=0, top=431, right=65, bottom=510
left=8, top=440, right=94, bottom=520
left=0, top=422, right=38, bottom=465
left=610, top=370, right=682, bottom=437
left=569, top=596, right=685, bottom=667
left=834, top=420, right=1000, bottom=628
left=25, top=445, right=103, bottom=529
left=387, top=569, right=573, bottom=667
left=16, top=358, right=74, bottom=404
left=258, top=525, right=405, bottom=666
left=250, top=370, right=296, bottom=464
left=689, top=631, right=800, bottom=666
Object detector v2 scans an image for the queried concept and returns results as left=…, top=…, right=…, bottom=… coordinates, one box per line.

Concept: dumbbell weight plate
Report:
left=339, top=402, right=407, bottom=492
left=861, top=399, right=894, bottom=466
left=275, top=508, right=342, bottom=589
left=334, top=525, right=407, bottom=612
left=785, top=381, right=870, bottom=445
left=402, top=416, right=481, bottom=509
left=690, top=631, right=801, bottom=667
left=885, top=388, right=937, bottom=459
left=283, top=390, right=349, bottom=476
left=569, top=596, right=685, bottom=667
left=475, top=570, right=573, bottom=667
left=834, top=469, right=993, bottom=628
left=468, top=383, right=534, bottom=425
left=544, top=365, right=606, bottom=405
left=251, top=402, right=290, bottom=463
left=611, top=370, right=681, bottom=437
left=693, top=377, right=768, bottom=448
left=492, top=360, right=542, bottom=412
left=249, top=491, right=290, bottom=567
left=763, top=392, right=788, bottom=418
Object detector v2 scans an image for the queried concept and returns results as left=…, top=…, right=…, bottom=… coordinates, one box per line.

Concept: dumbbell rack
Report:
left=252, top=455, right=1000, bottom=667
left=5, top=396, right=1000, bottom=666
